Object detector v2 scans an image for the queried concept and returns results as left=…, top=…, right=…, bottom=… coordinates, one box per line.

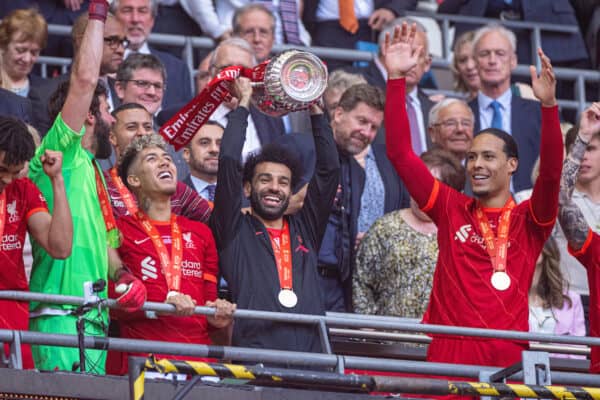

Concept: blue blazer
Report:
left=438, top=0, right=589, bottom=64
left=469, top=95, right=541, bottom=192
left=0, top=88, right=33, bottom=124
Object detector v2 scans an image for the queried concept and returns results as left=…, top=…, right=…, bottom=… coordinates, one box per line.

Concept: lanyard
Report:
left=109, top=167, right=138, bottom=216
left=269, top=220, right=293, bottom=290
left=94, top=164, right=118, bottom=235
left=136, top=211, right=183, bottom=292
left=474, top=198, right=515, bottom=273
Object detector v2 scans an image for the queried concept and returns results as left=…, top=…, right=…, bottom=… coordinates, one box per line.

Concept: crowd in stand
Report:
left=0, top=0, right=599, bottom=391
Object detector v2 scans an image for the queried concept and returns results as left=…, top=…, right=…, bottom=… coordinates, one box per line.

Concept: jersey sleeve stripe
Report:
left=204, top=273, right=218, bottom=283
left=25, top=207, right=49, bottom=222
left=569, top=229, right=594, bottom=257
left=421, top=179, right=440, bottom=212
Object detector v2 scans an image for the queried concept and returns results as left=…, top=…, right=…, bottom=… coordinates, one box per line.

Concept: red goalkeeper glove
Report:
left=114, top=269, right=147, bottom=312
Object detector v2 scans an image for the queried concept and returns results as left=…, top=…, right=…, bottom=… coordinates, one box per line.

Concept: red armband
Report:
left=89, top=0, right=109, bottom=22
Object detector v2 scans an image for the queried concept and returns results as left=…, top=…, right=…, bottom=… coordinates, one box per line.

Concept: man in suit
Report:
left=469, top=24, right=541, bottom=193
left=303, top=0, right=417, bottom=71
left=182, top=121, right=224, bottom=202
left=318, top=83, right=409, bottom=312
left=355, top=18, right=434, bottom=152
left=111, top=0, right=193, bottom=108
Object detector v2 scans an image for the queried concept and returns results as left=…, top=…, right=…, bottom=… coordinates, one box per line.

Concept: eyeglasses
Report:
left=434, top=119, right=473, bottom=129
left=124, top=79, right=165, bottom=92
left=103, top=36, right=130, bottom=49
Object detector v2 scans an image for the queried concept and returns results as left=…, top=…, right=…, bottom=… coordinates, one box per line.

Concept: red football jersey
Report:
left=0, top=177, right=48, bottom=369
left=109, top=214, right=218, bottom=374
left=422, top=181, right=553, bottom=332
left=571, top=231, right=600, bottom=373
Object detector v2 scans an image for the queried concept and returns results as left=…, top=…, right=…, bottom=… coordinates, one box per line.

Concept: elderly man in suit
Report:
left=111, top=0, right=193, bottom=108
left=469, top=24, right=541, bottom=193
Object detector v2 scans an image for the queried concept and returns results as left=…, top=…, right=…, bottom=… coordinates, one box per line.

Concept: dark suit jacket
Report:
left=0, top=88, right=33, bottom=124
left=150, top=46, right=193, bottom=108
left=469, top=95, right=541, bottom=192
left=438, top=0, right=589, bottom=64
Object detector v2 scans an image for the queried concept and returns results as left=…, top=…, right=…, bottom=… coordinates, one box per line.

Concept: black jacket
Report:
left=210, top=107, right=340, bottom=354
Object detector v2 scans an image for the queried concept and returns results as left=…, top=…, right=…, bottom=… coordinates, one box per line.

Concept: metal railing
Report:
left=41, top=11, right=599, bottom=114
left=0, top=290, right=598, bottom=386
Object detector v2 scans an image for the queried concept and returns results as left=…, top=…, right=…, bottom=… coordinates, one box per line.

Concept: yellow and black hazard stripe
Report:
left=448, top=381, right=600, bottom=400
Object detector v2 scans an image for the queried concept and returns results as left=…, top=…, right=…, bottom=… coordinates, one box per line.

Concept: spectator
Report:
left=322, top=70, right=367, bottom=119
left=303, top=0, right=417, bottom=71
left=470, top=24, right=541, bottom=192
left=114, top=52, right=191, bottom=179
left=0, top=8, right=49, bottom=133
left=353, top=148, right=465, bottom=317
left=111, top=0, right=193, bottom=107
left=182, top=121, right=224, bottom=202
left=28, top=1, right=145, bottom=373
left=428, top=98, right=474, bottom=163
left=450, top=30, right=479, bottom=100
left=318, top=83, right=409, bottom=311
left=356, top=18, right=434, bottom=154
left=154, top=0, right=229, bottom=42
left=529, top=238, right=586, bottom=343
left=557, top=102, right=600, bottom=373
left=106, top=133, right=235, bottom=375
left=223, top=1, right=310, bottom=46
left=105, top=102, right=212, bottom=221
left=210, top=77, right=339, bottom=354
left=384, top=22, right=562, bottom=379
left=0, top=116, right=73, bottom=369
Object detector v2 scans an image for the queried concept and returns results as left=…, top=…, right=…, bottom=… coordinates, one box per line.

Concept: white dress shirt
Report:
left=407, top=87, right=427, bottom=153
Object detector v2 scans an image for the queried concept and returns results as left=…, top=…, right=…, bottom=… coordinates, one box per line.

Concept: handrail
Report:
left=1, top=328, right=599, bottom=386
left=1, top=290, right=598, bottom=347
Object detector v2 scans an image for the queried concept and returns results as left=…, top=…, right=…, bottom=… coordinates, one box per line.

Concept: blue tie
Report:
left=490, top=100, right=503, bottom=130
left=206, top=184, right=216, bottom=202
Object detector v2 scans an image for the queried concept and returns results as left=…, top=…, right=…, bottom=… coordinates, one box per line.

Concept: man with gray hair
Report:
left=111, top=0, right=193, bottom=107
left=428, top=98, right=475, bottom=163
left=469, top=24, right=541, bottom=192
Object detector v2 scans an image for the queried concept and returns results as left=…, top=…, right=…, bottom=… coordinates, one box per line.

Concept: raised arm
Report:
left=528, top=48, right=563, bottom=225
left=383, top=22, right=436, bottom=207
left=558, top=103, right=600, bottom=250
left=27, top=151, right=72, bottom=259
left=209, top=78, right=251, bottom=248
left=61, top=0, right=107, bottom=131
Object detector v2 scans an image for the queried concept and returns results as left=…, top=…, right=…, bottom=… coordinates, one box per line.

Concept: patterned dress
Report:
left=353, top=210, right=438, bottom=318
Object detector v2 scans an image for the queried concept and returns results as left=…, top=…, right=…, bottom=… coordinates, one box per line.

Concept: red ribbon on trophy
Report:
left=160, top=50, right=328, bottom=150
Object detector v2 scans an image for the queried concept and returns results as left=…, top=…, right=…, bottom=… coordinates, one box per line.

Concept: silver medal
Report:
left=491, top=271, right=511, bottom=291
left=278, top=289, right=298, bottom=308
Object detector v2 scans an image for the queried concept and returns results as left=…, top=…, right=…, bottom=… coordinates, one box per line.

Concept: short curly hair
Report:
left=243, top=143, right=303, bottom=190
left=0, top=116, right=35, bottom=166
left=118, top=133, right=168, bottom=188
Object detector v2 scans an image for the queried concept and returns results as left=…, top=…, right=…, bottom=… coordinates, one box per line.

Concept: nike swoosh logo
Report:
left=134, top=237, right=151, bottom=245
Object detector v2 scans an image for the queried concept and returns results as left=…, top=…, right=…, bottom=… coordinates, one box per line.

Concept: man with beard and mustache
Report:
left=317, top=83, right=409, bottom=312
left=210, top=77, right=340, bottom=353
left=28, top=1, right=146, bottom=373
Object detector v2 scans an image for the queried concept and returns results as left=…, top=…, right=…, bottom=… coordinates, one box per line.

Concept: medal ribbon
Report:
left=159, top=64, right=263, bottom=150
left=94, top=163, right=119, bottom=247
left=109, top=167, right=138, bottom=216
left=269, top=220, right=293, bottom=291
left=0, top=191, right=7, bottom=240
left=474, top=198, right=515, bottom=273
left=136, top=212, right=183, bottom=292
